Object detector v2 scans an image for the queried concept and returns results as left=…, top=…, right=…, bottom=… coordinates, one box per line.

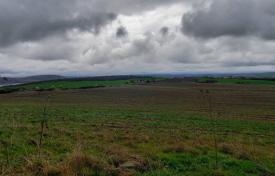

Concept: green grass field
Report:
left=0, top=79, right=275, bottom=175
left=198, top=77, right=275, bottom=85
left=0, top=77, right=161, bottom=93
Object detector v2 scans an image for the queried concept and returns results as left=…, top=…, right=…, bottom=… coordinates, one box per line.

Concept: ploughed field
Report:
left=0, top=79, right=275, bottom=175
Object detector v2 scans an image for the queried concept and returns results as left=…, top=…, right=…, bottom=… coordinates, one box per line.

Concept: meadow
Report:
left=0, top=77, right=160, bottom=93
left=0, top=78, right=275, bottom=175
left=198, top=77, right=275, bottom=85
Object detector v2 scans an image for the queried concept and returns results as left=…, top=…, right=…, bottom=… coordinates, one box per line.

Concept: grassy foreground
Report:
left=0, top=80, right=275, bottom=175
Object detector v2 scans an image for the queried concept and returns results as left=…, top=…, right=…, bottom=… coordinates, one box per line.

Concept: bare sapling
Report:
left=204, top=89, right=218, bottom=169
left=38, top=96, right=50, bottom=159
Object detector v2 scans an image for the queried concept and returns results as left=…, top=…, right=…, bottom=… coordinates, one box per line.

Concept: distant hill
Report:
left=0, top=75, right=65, bottom=86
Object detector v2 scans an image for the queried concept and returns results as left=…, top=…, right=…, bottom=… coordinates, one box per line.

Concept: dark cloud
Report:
left=0, top=0, right=116, bottom=47
left=182, top=0, right=275, bottom=40
left=0, top=0, right=186, bottom=47
left=116, top=26, right=128, bottom=38
left=160, top=27, right=169, bottom=36
left=1, top=0, right=275, bottom=76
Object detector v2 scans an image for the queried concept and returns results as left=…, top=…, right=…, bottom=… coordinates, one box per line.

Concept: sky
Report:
left=1, top=0, right=275, bottom=77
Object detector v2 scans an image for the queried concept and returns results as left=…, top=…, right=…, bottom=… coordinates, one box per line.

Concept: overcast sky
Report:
left=1, top=0, right=275, bottom=76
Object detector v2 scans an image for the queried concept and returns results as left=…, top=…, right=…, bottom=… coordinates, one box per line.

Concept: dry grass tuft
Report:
left=219, top=143, right=235, bottom=155
left=219, top=142, right=253, bottom=161
left=24, top=147, right=111, bottom=176
left=163, top=142, right=193, bottom=154
left=103, top=144, right=151, bottom=174
left=24, top=157, right=61, bottom=176
left=60, top=147, right=107, bottom=176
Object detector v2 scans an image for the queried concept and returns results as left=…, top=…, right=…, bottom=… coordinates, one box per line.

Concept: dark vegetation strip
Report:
left=0, top=76, right=164, bottom=94
left=197, top=77, right=275, bottom=85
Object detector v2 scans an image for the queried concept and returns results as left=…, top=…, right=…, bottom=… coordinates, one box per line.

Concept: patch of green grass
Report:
left=0, top=77, right=163, bottom=92
left=144, top=151, right=269, bottom=176
left=0, top=82, right=275, bottom=175
left=198, top=77, right=275, bottom=85
left=0, top=104, right=274, bottom=175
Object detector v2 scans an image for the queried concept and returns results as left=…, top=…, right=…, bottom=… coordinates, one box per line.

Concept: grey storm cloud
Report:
left=116, top=26, right=128, bottom=38
left=182, top=0, right=275, bottom=40
left=1, top=0, right=275, bottom=76
left=0, top=0, right=187, bottom=47
left=160, top=27, right=169, bottom=36
left=0, top=0, right=117, bottom=47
